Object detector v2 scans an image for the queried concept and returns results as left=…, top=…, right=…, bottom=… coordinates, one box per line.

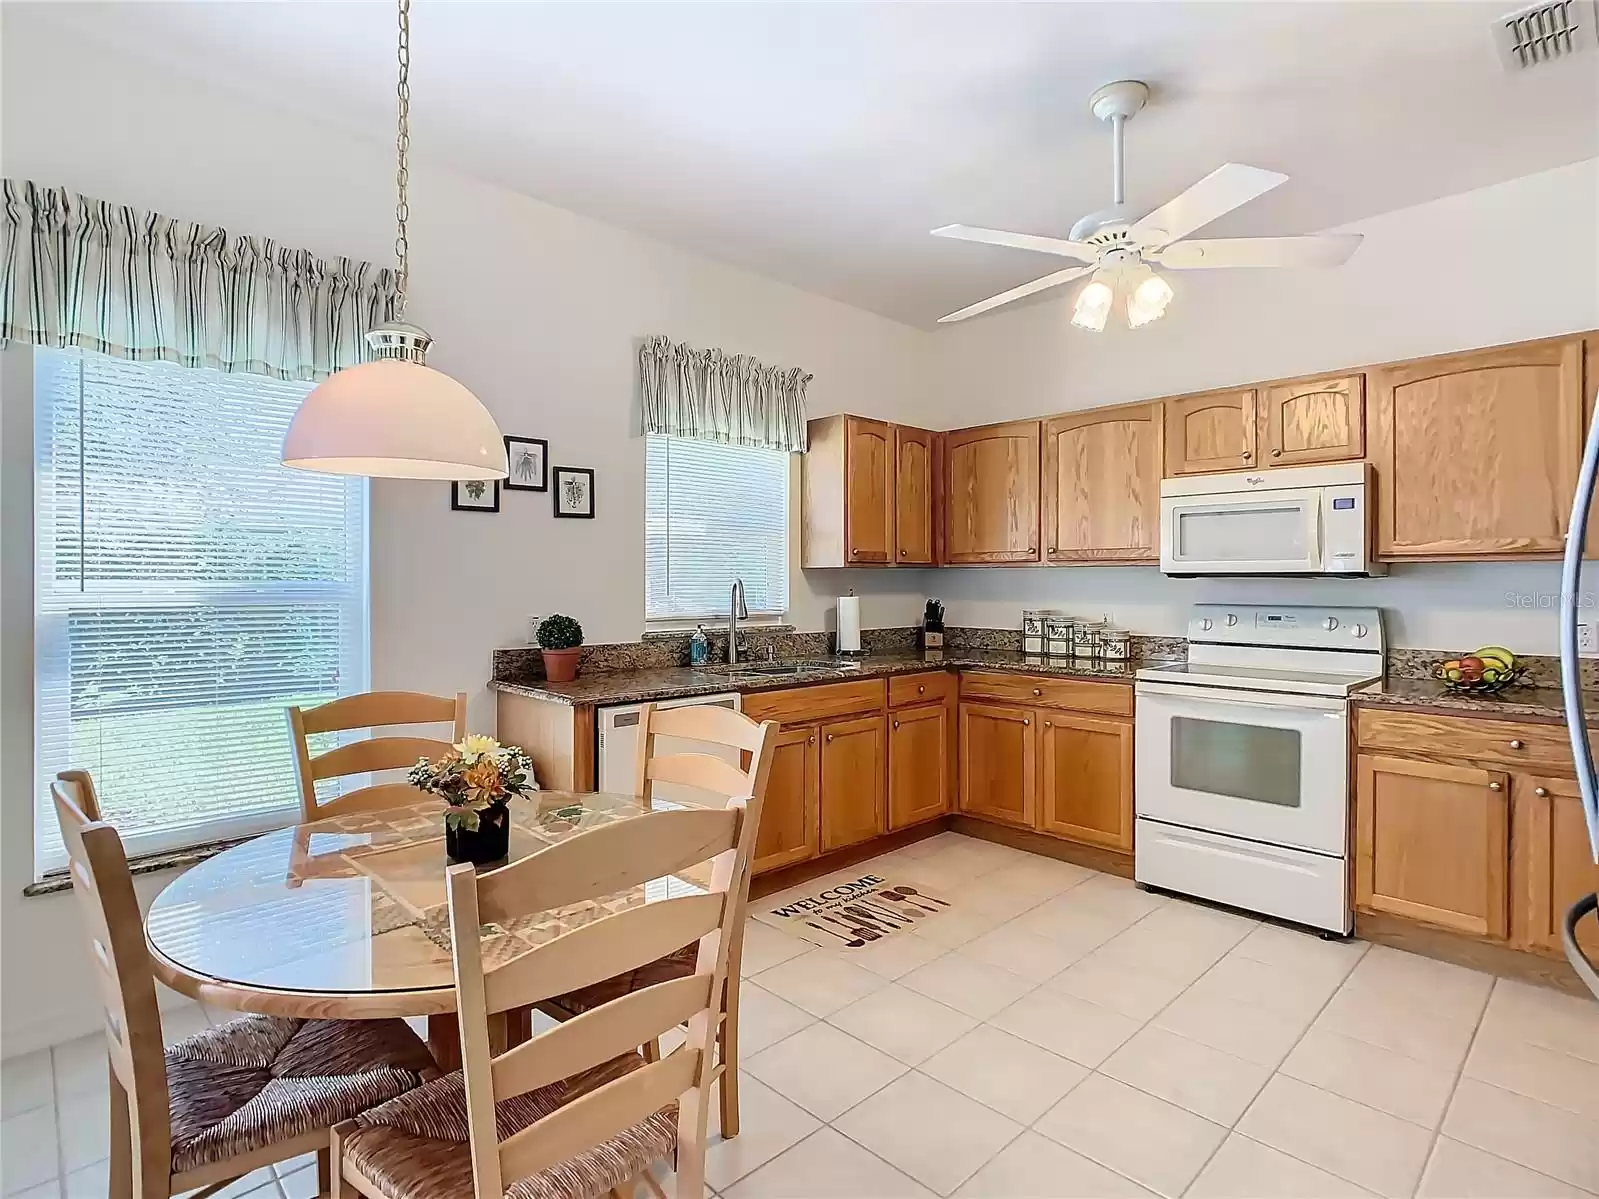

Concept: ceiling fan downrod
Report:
left=1088, top=80, right=1148, bottom=213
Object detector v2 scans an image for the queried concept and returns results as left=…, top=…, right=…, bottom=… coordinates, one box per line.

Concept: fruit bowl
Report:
left=1431, top=646, right=1524, bottom=694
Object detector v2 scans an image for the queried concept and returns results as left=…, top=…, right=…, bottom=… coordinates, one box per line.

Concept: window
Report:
left=644, top=435, right=789, bottom=624
left=33, top=349, right=368, bottom=875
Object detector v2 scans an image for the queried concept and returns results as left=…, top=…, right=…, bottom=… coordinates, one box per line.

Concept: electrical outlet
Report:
left=527, top=615, right=544, bottom=645
left=1579, top=621, right=1599, bottom=657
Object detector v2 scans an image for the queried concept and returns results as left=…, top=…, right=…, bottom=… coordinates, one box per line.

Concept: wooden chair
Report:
left=287, top=690, right=468, bottom=821
left=329, top=764, right=769, bottom=1199
left=50, top=771, right=438, bottom=1199
left=539, top=704, right=776, bottom=1139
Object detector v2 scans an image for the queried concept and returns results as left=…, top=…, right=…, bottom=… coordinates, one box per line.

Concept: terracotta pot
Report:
left=446, top=801, right=510, bottom=867
left=541, top=647, right=582, bottom=682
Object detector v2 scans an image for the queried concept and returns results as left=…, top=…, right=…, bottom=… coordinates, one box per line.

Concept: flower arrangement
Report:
left=408, top=735, right=537, bottom=831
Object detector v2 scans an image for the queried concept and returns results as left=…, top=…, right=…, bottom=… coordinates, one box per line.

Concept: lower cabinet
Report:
left=1511, top=773, right=1599, bottom=960
left=959, top=702, right=1037, bottom=827
left=819, top=713, right=887, bottom=853
left=753, top=725, right=819, bottom=875
left=1038, top=712, right=1134, bottom=852
left=889, top=702, right=950, bottom=830
left=1354, top=753, right=1510, bottom=940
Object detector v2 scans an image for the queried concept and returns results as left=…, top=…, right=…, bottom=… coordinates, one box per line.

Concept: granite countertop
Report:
left=1353, top=676, right=1599, bottom=725
left=491, top=649, right=1169, bottom=707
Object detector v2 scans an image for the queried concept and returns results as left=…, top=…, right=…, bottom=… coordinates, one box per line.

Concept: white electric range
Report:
left=1134, top=604, right=1384, bottom=935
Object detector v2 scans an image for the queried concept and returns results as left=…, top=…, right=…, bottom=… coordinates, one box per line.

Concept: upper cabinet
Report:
left=1164, top=387, right=1258, bottom=475
left=1043, top=402, right=1162, bottom=563
left=1259, top=373, right=1365, bottom=466
left=804, top=414, right=938, bottom=567
left=1368, top=337, right=1583, bottom=559
left=894, top=425, right=938, bottom=565
left=944, top=420, right=1041, bottom=563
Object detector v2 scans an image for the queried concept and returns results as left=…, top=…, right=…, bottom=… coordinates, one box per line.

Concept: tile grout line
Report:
left=47, top=1042, right=66, bottom=1199
left=1417, top=974, right=1502, bottom=1197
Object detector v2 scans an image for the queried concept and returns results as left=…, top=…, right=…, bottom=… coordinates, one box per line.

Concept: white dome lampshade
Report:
left=283, top=324, right=508, bottom=480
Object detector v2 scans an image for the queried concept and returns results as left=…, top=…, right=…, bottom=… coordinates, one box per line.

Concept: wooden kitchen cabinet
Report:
left=802, top=414, right=894, bottom=567
left=1511, top=773, right=1599, bottom=960
left=819, top=713, right=887, bottom=853
left=753, top=724, right=819, bottom=875
left=1259, top=372, right=1364, bottom=466
left=944, top=420, right=1041, bottom=563
left=894, top=425, right=938, bottom=565
left=1043, top=402, right=1162, bottom=563
left=1037, top=712, right=1134, bottom=852
left=888, top=702, right=950, bottom=830
left=1368, top=337, right=1583, bottom=558
left=1164, top=386, right=1258, bottom=475
left=958, top=702, right=1036, bottom=827
left=1355, top=753, right=1509, bottom=940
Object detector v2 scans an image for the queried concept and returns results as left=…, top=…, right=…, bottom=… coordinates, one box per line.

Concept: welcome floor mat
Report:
left=753, top=873, right=951, bottom=949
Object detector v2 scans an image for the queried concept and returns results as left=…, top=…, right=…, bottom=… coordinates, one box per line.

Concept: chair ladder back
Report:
left=286, top=690, right=467, bottom=820
left=631, top=704, right=772, bottom=806
left=51, top=777, right=173, bottom=1195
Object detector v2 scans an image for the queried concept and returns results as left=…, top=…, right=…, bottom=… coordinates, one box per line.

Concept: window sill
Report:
left=23, top=834, right=255, bottom=897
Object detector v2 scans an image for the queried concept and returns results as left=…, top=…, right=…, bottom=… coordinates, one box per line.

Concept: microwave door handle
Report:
left=1311, top=495, right=1325, bottom=571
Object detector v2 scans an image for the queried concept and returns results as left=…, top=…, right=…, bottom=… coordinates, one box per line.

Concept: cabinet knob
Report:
left=900, top=549, right=907, bottom=557
left=826, top=734, right=834, bottom=743
left=917, top=685, right=925, bottom=694
left=1271, top=449, right=1281, bottom=458
left=1032, top=688, right=1042, bottom=696
left=1022, top=719, right=1030, bottom=726
left=1242, top=452, right=1252, bottom=460
left=893, top=720, right=900, bottom=729
left=1509, top=739, right=1525, bottom=749
left=1534, top=786, right=1549, bottom=797
left=1044, top=721, right=1052, bottom=728
left=1488, top=781, right=1503, bottom=792
left=808, top=736, right=816, bottom=745
left=1048, top=546, right=1057, bottom=553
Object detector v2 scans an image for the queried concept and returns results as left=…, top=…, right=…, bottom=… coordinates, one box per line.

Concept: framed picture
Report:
left=451, top=479, right=500, bottom=513
left=503, top=436, right=548, bottom=492
left=552, top=467, right=595, bottom=519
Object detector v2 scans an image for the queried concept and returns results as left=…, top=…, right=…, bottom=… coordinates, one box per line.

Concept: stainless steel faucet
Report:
left=728, top=579, right=750, bottom=664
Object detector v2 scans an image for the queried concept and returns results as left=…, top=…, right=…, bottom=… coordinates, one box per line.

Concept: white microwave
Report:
left=1159, top=462, right=1385, bottom=577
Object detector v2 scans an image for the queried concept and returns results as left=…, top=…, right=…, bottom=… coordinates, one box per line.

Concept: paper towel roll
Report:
left=836, top=594, right=862, bottom=654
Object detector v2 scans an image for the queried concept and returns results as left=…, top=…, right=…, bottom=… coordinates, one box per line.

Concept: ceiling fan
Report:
left=932, top=80, right=1363, bottom=330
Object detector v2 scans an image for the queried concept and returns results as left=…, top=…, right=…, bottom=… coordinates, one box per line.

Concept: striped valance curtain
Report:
left=639, top=333, right=810, bottom=453
left=1, top=180, right=397, bottom=382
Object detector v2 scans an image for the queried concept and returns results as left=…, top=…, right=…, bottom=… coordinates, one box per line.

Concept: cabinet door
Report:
left=894, top=425, right=937, bottom=565
left=944, top=421, right=1041, bottom=563
left=1369, top=337, right=1582, bottom=557
left=958, top=702, right=1036, bottom=827
left=1261, top=373, right=1365, bottom=466
left=819, top=713, right=887, bottom=853
left=1037, top=712, right=1133, bottom=851
left=1510, top=774, right=1599, bottom=960
left=1355, top=754, right=1509, bottom=939
left=1043, top=402, right=1162, bottom=563
left=753, top=725, right=819, bottom=875
left=889, top=703, right=949, bottom=830
left=1164, top=387, right=1258, bottom=475
left=845, top=416, right=894, bottom=564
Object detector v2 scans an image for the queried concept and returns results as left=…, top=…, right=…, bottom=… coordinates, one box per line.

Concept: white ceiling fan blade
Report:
left=1129, top=164, right=1289, bottom=248
left=932, top=224, right=1098, bottom=263
left=937, top=265, right=1095, bottom=323
left=1152, top=234, right=1364, bottom=270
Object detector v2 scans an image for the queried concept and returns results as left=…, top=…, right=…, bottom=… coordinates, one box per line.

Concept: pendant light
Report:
left=283, top=0, right=507, bottom=481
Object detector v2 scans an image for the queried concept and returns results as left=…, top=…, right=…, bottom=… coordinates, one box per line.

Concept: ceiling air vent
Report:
left=1494, top=0, right=1598, bottom=69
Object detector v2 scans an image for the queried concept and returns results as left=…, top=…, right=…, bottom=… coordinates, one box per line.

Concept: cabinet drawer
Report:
left=1355, top=707, right=1575, bottom=771
left=959, top=671, right=1132, bottom=717
left=741, top=678, right=885, bottom=725
left=889, top=672, right=954, bottom=708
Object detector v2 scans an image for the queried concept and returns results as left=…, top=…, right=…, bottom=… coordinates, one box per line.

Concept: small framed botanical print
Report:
left=552, top=467, right=595, bottom=519
left=503, top=436, right=548, bottom=492
left=451, top=479, right=500, bottom=513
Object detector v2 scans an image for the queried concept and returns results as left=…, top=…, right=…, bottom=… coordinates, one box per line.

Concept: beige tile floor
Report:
left=4, top=832, right=1595, bottom=1199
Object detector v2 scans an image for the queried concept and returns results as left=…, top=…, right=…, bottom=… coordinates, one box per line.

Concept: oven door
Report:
left=1135, top=680, right=1349, bottom=856
left=1160, top=488, right=1322, bottom=575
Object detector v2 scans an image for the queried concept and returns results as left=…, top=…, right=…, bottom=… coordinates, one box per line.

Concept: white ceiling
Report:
left=22, top=1, right=1599, bottom=327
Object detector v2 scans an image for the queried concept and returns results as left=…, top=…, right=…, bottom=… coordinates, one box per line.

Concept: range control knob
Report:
left=1352, top=624, right=1369, bottom=638
left=1199, top=618, right=1214, bottom=632
left=1323, top=617, right=1340, bottom=631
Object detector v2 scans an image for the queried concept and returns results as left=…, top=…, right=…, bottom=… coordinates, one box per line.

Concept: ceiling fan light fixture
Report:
left=1127, top=271, right=1175, bottom=328
left=1071, top=277, right=1115, bottom=332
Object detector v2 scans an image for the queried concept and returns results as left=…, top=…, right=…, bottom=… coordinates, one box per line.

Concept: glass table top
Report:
left=145, top=791, right=712, bottom=998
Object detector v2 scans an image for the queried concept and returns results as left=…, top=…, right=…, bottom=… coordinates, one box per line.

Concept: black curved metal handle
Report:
left=1562, top=892, right=1599, bottom=1000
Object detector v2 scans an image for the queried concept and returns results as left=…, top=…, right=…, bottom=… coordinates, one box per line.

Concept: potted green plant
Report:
left=407, top=735, right=537, bottom=866
left=537, top=613, right=584, bottom=682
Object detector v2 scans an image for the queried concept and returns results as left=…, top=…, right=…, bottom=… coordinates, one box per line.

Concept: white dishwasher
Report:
left=597, top=692, right=743, bottom=801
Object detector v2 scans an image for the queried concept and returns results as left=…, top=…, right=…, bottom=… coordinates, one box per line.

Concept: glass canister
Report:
left=1044, top=615, right=1075, bottom=658
left=1073, top=621, right=1104, bottom=660
left=1022, top=610, right=1047, bottom=656
left=1100, top=627, right=1131, bottom=662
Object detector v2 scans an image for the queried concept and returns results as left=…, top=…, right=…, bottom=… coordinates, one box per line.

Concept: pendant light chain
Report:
left=393, top=0, right=412, bottom=318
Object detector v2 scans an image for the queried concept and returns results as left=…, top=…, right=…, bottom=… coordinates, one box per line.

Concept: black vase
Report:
left=446, top=801, right=511, bottom=867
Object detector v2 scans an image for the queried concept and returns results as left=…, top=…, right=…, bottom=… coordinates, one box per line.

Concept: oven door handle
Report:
left=1135, top=680, right=1352, bottom=713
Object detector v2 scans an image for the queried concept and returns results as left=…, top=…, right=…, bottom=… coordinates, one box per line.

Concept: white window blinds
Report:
left=33, top=348, right=368, bottom=875
left=644, top=435, right=789, bottom=623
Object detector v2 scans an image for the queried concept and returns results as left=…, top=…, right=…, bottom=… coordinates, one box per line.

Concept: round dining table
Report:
left=145, top=790, right=712, bottom=1065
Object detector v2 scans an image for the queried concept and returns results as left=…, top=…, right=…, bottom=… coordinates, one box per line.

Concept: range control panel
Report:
left=1185, top=604, right=1385, bottom=653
